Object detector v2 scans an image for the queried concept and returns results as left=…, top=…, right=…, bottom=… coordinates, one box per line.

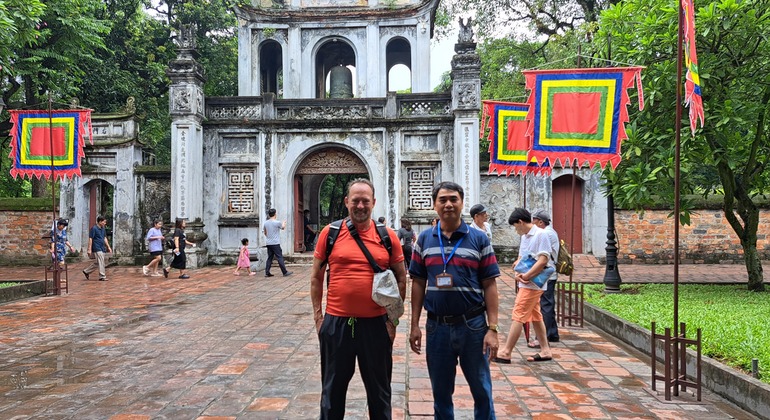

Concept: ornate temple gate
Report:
left=293, top=147, right=369, bottom=252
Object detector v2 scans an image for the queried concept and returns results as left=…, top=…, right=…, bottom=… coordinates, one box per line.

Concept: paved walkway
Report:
left=0, top=260, right=759, bottom=419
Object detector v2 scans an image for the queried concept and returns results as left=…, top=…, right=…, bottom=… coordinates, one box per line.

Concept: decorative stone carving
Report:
left=458, top=17, right=474, bottom=43
left=125, top=97, right=136, bottom=114
left=407, top=166, right=437, bottom=210
left=177, top=24, right=197, bottom=49
left=279, top=105, right=370, bottom=120
left=172, top=87, right=192, bottom=112
left=208, top=105, right=261, bottom=120
left=456, top=82, right=478, bottom=108
left=296, top=148, right=367, bottom=175
left=226, top=169, right=256, bottom=214
left=399, top=99, right=452, bottom=116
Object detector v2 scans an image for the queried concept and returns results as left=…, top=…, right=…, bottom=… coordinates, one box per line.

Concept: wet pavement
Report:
left=0, top=257, right=760, bottom=419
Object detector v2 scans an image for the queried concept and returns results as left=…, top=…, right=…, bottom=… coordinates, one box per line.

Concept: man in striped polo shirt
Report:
left=409, top=181, right=501, bottom=419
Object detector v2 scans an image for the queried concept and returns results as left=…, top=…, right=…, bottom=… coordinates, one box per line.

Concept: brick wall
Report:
left=0, top=210, right=55, bottom=265
left=615, top=209, right=770, bottom=264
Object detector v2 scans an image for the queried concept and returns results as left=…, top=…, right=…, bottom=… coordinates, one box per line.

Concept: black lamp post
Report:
left=603, top=191, right=622, bottom=292
left=0, top=96, right=5, bottom=114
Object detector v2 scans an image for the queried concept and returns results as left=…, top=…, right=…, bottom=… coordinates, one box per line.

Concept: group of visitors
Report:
left=310, top=178, right=563, bottom=419
left=50, top=216, right=113, bottom=281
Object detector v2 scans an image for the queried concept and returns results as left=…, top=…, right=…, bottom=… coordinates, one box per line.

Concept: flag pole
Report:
left=48, top=92, right=62, bottom=295
left=672, top=0, right=685, bottom=395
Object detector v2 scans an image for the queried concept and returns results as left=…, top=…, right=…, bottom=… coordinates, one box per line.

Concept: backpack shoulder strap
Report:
left=374, top=222, right=393, bottom=256
left=323, top=219, right=345, bottom=266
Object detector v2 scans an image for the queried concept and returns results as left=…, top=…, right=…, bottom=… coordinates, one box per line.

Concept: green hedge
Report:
left=0, top=197, right=58, bottom=211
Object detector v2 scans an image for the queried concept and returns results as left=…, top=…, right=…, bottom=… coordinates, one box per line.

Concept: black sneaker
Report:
left=82, top=270, right=89, bottom=280
left=163, top=268, right=169, bottom=278
left=265, top=273, right=274, bottom=277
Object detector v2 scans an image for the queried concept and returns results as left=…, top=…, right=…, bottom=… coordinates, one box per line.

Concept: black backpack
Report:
left=323, top=218, right=392, bottom=267
left=165, top=238, right=176, bottom=250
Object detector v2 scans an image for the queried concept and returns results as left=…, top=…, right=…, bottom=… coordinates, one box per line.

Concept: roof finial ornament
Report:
left=458, top=17, right=474, bottom=43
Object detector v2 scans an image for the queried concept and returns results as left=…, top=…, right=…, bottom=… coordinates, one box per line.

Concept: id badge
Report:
left=436, top=273, right=454, bottom=288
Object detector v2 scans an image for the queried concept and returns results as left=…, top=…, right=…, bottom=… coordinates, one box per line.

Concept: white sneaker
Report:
left=151, top=272, right=163, bottom=277
left=142, top=265, right=149, bottom=276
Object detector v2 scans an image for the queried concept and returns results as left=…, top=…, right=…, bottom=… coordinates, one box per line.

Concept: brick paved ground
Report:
left=0, top=259, right=759, bottom=419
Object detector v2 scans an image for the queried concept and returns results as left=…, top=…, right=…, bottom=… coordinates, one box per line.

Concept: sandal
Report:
left=527, top=339, right=540, bottom=348
left=527, top=353, right=552, bottom=362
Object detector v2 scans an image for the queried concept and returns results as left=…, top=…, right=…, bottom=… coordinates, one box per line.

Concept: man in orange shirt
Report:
left=310, top=178, right=407, bottom=420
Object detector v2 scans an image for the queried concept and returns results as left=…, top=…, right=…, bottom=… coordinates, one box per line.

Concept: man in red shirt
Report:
left=310, top=178, right=407, bottom=420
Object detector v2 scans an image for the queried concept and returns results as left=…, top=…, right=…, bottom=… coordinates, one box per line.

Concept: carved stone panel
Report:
left=296, top=148, right=367, bottom=175
left=403, top=133, right=439, bottom=153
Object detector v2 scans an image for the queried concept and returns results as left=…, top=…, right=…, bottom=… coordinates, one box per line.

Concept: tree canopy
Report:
left=0, top=0, right=238, bottom=196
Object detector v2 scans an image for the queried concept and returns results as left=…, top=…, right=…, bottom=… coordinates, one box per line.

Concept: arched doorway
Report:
left=552, top=175, right=583, bottom=253
left=293, top=147, right=369, bottom=252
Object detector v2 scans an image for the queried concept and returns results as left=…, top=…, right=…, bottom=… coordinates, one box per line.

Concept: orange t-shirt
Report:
left=314, top=221, right=404, bottom=317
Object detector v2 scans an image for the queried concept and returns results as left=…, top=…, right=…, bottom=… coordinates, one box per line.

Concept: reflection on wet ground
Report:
left=0, top=261, right=759, bottom=419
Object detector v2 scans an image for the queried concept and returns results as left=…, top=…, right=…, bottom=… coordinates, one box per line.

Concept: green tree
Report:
left=597, top=0, right=770, bottom=290
left=0, top=0, right=109, bottom=197
left=0, top=0, right=44, bottom=196
left=438, top=0, right=615, bottom=41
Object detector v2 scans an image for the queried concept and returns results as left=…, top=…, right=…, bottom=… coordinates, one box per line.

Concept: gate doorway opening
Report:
left=293, top=147, right=369, bottom=253
left=552, top=174, right=583, bottom=253
left=85, top=179, right=115, bottom=245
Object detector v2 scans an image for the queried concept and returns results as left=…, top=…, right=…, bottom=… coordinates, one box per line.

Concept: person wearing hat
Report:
left=469, top=204, right=492, bottom=241
left=531, top=210, right=560, bottom=344
left=51, top=219, right=74, bottom=267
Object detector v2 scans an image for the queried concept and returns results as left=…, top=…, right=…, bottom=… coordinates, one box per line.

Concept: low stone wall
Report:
left=0, top=210, right=54, bottom=265
left=0, top=280, right=46, bottom=304
left=615, top=209, right=770, bottom=264
left=584, top=303, right=770, bottom=419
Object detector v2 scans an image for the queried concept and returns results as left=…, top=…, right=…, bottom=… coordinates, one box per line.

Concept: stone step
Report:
left=286, top=254, right=314, bottom=265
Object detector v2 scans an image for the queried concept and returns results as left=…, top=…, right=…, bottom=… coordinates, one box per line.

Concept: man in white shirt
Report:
left=494, top=208, right=554, bottom=363
left=263, top=208, right=292, bottom=277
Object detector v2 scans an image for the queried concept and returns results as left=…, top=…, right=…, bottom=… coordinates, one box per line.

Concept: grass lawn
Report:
left=0, top=282, right=20, bottom=288
left=584, top=283, right=770, bottom=385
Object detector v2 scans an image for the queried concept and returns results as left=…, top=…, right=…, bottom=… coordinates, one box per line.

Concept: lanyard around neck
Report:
left=437, top=221, right=464, bottom=273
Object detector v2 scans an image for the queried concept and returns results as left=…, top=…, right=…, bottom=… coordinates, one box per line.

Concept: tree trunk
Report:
left=32, top=178, right=48, bottom=198
left=743, top=244, right=764, bottom=292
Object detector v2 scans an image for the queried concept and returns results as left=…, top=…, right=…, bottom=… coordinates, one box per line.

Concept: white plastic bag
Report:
left=372, top=269, right=404, bottom=323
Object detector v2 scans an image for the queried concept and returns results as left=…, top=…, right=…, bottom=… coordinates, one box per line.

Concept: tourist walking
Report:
left=397, top=217, right=416, bottom=270
left=263, top=208, right=292, bottom=277
left=409, top=181, right=501, bottom=419
left=494, top=208, right=554, bottom=364
left=310, top=178, right=407, bottom=420
left=143, top=219, right=165, bottom=276
left=83, top=216, right=112, bottom=281
left=51, top=218, right=74, bottom=267
left=531, top=210, right=560, bottom=344
left=234, top=238, right=255, bottom=276
left=163, top=218, right=195, bottom=279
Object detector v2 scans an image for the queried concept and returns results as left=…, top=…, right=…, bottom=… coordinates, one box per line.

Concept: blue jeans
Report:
left=426, top=314, right=495, bottom=420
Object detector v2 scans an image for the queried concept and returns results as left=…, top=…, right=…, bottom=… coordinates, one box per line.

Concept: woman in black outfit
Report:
left=164, top=219, right=195, bottom=279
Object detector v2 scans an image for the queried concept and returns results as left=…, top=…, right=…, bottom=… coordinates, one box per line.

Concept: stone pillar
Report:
left=451, top=18, right=482, bottom=208
left=167, top=25, right=208, bottom=267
